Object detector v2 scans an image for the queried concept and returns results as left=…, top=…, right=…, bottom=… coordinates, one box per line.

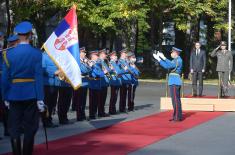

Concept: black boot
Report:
left=22, top=138, right=34, bottom=155
left=11, top=138, right=22, bottom=155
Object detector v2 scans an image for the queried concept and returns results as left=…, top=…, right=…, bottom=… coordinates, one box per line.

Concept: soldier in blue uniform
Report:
left=98, top=49, right=110, bottom=117
left=0, top=31, right=4, bottom=140
left=88, top=50, right=104, bottom=120
left=154, top=47, right=183, bottom=122
left=1, top=21, right=45, bottom=155
left=72, top=47, right=91, bottom=121
left=108, top=51, right=123, bottom=114
left=127, top=52, right=140, bottom=111
left=0, top=35, right=19, bottom=138
left=118, top=49, right=132, bottom=113
left=42, top=52, right=60, bottom=128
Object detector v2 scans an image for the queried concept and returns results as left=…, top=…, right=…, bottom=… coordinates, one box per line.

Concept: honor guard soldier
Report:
left=210, top=41, right=233, bottom=97
left=1, top=21, right=45, bottom=155
left=98, top=49, right=111, bottom=117
left=108, top=51, right=123, bottom=114
left=118, top=49, right=132, bottom=113
left=0, top=35, right=19, bottom=137
left=88, top=50, right=104, bottom=120
left=72, top=47, right=91, bottom=121
left=0, top=31, right=4, bottom=140
left=154, top=47, right=183, bottom=122
left=127, top=52, right=140, bottom=111
left=42, top=52, right=60, bottom=128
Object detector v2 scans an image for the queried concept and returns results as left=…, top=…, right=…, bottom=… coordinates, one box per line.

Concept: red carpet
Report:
left=184, top=95, right=235, bottom=99
left=4, top=111, right=224, bottom=155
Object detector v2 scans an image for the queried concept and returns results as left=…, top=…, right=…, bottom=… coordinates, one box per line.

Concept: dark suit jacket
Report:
left=190, top=49, right=206, bottom=72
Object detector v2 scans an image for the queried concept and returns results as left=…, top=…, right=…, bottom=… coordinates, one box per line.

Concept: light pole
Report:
left=228, top=0, right=232, bottom=50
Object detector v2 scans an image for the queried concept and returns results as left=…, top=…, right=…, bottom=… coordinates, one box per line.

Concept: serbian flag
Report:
left=43, top=6, right=81, bottom=89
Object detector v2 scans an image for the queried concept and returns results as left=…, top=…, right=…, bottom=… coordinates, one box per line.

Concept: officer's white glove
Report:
left=153, top=53, right=161, bottom=62
left=37, top=101, right=46, bottom=113
left=4, top=101, right=10, bottom=109
left=190, top=69, right=194, bottom=73
left=158, top=52, right=166, bottom=60
left=202, top=69, right=205, bottom=73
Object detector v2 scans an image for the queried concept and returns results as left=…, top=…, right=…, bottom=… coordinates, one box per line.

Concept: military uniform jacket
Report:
left=2, top=43, right=44, bottom=101
left=118, top=59, right=132, bottom=84
left=89, top=61, right=104, bottom=90
left=42, top=52, right=61, bottom=87
left=159, top=56, right=182, bottom=86
left=80, top=60, right=91, bottom=88
left=109, top=60, right=123, bottom=86
left=99, top=59, right=110, bottom=87
left=129, top=65, right=140, bottom=86
left=210, top=49, right=233, bottom=72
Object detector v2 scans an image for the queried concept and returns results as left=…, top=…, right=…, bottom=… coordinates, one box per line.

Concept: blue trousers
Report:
left=169, top=85, right=182, bottom=121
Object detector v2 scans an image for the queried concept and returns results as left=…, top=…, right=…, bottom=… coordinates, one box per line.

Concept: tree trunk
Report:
left=5, top=0, right=11, bottom=37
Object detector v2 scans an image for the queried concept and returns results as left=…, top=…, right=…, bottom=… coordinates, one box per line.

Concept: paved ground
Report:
left=1, top=82, right=235, bottom=154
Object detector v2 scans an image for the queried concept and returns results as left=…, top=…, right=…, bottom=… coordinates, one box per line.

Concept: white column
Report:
left=228, top=0, right=232, bottom=50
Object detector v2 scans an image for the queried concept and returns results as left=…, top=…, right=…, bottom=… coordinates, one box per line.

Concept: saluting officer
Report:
left=98, top=49, right=110, bottom=117
left=88, top=50, right=104, bottom=120
left=72, top=47, right=91, bottom=121
left=1, top=21, right=45, bottom=155
left=0, top=35, right=19, bottom=137
left=154, top=47, right=183, bottom=122
left=118, top=49, right=132, bottom=113
left=127, top=52, right=140, bottom=111
left=210, top=41, right=233, bottom=97
left=108, top=51, right=123, bottom=114
left=42, top=52, right=60, bottom=128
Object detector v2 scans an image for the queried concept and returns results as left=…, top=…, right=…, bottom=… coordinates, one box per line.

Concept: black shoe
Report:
left=23, top=138, right=34, bottom=155
left=45, top=122, right=59, bottom=128
left=169, top=119, right=175, bottom=122
left=11, top=138, right=21, bottom=155
left=98, top=113, right=110, bottom=117
left=59, top=120, right=73, bottom=125
left=88, top=116, right=96, bottom=120
left=109, top=111, right=117, bottom=115
left=119, top=109, right=127, bottom=113
left=77, top=117, right=86, bottom=121
left=192, top=94, right=197, bottom=97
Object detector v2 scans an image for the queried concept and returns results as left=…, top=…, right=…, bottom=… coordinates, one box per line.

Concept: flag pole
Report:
left=228, top=0, right=232, bottom=51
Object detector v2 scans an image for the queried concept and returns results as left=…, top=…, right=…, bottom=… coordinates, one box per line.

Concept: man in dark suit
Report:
left=190, top=42, right=206, bottom=97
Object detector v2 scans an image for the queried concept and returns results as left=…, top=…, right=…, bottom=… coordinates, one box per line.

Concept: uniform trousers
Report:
left=169, top=85, right=182, bottom=121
